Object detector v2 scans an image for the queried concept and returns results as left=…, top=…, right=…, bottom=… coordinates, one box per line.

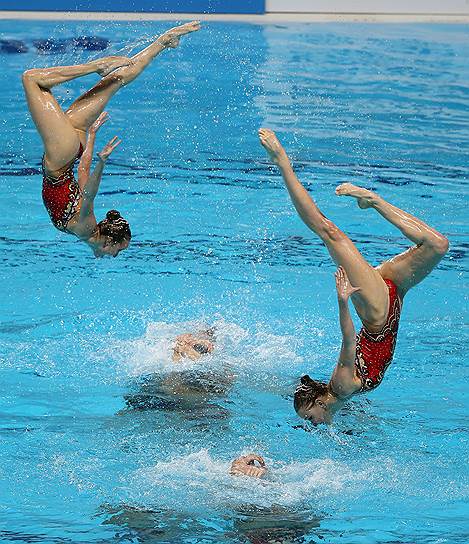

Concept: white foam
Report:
left=127, top=449, right=365, bottom=512
left=113, top=318, right=304, bottom=380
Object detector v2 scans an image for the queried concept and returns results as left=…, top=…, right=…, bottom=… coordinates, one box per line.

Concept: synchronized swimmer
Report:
left=22, top=24, right=449, bottom=429
left=259, top=129, right=449, bottom=424
left=22, top=21, right=200, bottom=256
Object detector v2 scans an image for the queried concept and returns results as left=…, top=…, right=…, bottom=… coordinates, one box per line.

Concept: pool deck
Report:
left=1, top=11, right=468, bottom=23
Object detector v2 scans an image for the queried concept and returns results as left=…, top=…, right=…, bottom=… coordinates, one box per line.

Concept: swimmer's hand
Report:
left=98, top=136, right=121, bottom=163
left=335, top=266, right=360, bottom=302
left=159, top=21, right=201, bottom=49
left=90, top=111, right=109, bottom=134
left=258, top=128, right=288, bottom=165
left=230, top=454, right=267, bottom=478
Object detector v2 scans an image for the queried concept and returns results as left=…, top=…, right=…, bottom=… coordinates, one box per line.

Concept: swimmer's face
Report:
left=297, top=395, right=332, bottom=425
left=173, top=334, right=215, bottom=362
left=94, top=238, right=130, bottom=258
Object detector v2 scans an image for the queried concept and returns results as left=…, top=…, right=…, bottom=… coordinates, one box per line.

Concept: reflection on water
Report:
left=100, top=503, right=322, bottom=544
left=232, top=505, right=321, bottom=544
left=121, top=371, right=234, bottom=423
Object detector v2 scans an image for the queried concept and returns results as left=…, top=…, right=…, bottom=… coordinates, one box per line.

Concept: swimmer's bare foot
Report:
left=158, top=21, right=201, bottom=49
left=230, top=454, right=267, bottom=478
left=335, top=183, right=376, bottom=209
left=258, top=128, right=289, bottom=166
left=95, top=56, right=133, bottom=77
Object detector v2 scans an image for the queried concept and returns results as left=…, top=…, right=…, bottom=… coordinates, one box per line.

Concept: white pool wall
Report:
left=266, top=0, right=469, bottom=15
left=1, top=12, right=469, bottom=22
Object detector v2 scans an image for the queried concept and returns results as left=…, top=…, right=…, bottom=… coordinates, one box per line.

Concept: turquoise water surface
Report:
left=1, top=20, right=468, bottom=543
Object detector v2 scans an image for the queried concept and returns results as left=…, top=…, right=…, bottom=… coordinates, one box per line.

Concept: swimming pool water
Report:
left=1, top=19, right=468, bottom=543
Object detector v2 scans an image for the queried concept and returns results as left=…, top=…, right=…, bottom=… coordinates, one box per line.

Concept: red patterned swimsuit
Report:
left=355, top=279, right=402, bottom=392
left=42, top=145, right=83, bottom=233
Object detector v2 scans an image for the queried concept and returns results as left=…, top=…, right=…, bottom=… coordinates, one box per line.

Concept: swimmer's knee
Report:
left=428, top=234, right=449, bottom=257
left=321, top=220, right=346, bottom=244
left=22, top=69, right=53, bottom=92
left=22, top=69, right=40, bottom=87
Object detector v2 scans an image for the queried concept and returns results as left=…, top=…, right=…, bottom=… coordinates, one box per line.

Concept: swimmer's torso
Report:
left=354, top=279, right=402, bottom=392
left=42, top=144, right=84, bottom=233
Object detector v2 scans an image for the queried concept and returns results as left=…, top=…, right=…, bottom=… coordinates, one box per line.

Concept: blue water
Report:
left=1, top=19, right=468, bottom=543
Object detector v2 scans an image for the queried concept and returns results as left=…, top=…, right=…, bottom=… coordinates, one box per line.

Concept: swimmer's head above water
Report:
left=92, top=210, right=132, bottom=258
left=172, top=328, right=216, bottom=362
left=230, top=454, right=267, bottom=478
left=294, top=375, right=335, bottom=425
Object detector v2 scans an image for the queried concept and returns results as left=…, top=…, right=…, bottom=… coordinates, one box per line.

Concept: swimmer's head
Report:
left=294, top=375, right=332, bottom=425
left=192, top=327, right=217, bottom=353
left=95, top=210, right=131, bottom=257
left=172, top=330, right=216, bottom=363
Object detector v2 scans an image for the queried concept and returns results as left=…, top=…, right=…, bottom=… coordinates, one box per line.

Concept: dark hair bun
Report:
left=301, top=375, right=314, bottom=386
left=97, top=210, right=131, bottom=244
left=106, top=210, right=121, bottom=221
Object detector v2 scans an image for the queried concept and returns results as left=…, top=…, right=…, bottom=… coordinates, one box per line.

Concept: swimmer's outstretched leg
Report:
left=22, top=57, right=132, bottom=172
left=65, top=21, right=200, bottom=133
left=117, top=20, right=201, bottom=85
left=259, top=128, right=389, bottom=328
left=335, top=183, right=449, bottom=294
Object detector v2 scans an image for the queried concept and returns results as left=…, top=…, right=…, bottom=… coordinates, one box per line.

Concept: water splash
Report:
left=126, top=449, right=366, bottom=513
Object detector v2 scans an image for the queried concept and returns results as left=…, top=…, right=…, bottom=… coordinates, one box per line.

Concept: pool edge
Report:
left=0, top=11, right=469, bottom=23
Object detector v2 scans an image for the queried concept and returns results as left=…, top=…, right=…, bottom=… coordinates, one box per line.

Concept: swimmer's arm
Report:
left=337, top=298, right=356, bottom=366
left=330, top=270, right=360, bottom=395
left=77, top=111, right=109, bottom=193
left=80, top=137, right=121, bottom=218
left=77, top=155, right=103, bottom=219
left=77, top=131, right=95, bottom=193
left=329, top=299, right=357, bottom=396
left=335, top=266, right=359, bottom=368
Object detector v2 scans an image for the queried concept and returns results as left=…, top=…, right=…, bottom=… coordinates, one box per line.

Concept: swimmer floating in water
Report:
left=22, top=21, right=200, bottom=257
left=259, top=128, right=449, bottom=425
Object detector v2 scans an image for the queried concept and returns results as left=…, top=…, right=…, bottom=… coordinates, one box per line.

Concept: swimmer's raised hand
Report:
left=98, top=136, right=121, bottom=163
left=90, top=111, right=109, bottom=134
left=335, top=266, right=360, bottom=302
left=230, top=454, right=267, bottom=478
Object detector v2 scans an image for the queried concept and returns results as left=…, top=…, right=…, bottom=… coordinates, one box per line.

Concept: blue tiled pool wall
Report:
left=0, top=0, right=266, bottom=14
